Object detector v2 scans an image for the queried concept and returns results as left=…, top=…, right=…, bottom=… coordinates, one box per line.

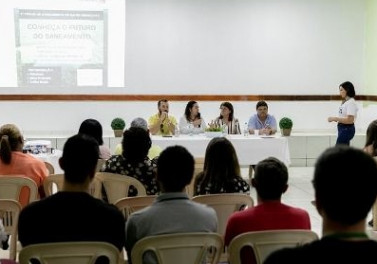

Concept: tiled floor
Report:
left=1, top=166, right=375, bottom=260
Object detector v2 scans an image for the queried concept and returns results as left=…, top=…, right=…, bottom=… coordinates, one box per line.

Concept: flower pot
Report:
left=280, top=128, right=292, bottom=136
left=113, top=130, right=123, bottom=137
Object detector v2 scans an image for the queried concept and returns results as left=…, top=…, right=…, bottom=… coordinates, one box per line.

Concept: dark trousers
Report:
left=336, top=123, right=355, bottom=146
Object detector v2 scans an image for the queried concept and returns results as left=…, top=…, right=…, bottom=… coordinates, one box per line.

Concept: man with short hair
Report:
left=224, top=157, right=310, bottom=264
left=264, top=146, right=377, bottom=264
left=18, top=134, right=125, bottom=252
left=148, top=99, right=177, bottom=135
left=247, top=100, right=277, bottom=135
left=125, top=145, right=217, bottom=263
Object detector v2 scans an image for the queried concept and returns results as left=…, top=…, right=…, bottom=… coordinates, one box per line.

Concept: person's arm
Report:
left=148, top=114, right=164, bottom=135
left=328, top=115, right=354, bottom=124
left=248, top=116, right=257, bottom=134
left=179, top=116, right=190, bottom=134
left=168, top=116, right=177, bottom=135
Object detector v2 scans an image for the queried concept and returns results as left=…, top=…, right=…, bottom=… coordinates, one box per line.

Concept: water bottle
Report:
left=174, top=126, right=180, bottom=137
left=243, top=122, right=249, bottom=137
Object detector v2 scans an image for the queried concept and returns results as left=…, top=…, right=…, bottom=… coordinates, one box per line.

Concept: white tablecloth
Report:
left=32, top=149, right=63, bottom=174
left=152, top=134, right=291, bottom=166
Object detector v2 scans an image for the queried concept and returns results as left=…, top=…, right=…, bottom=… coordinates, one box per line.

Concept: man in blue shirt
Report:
left=248, top=100, right=277, bottom=135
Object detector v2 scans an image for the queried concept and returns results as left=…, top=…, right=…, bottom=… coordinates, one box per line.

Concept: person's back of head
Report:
left=314, top=145, right=377, bottom=225
left=200, top=137, right=241, bottom=192
left=0, top=124, right=23, bottom=164
left=365, top=120, right=377, bottom=156
left=122, top=127, right=151, bottom=162
left=60, top=134, right=99, bottom=184
left=130, top=117, right=148, bottom=131
left=157, top=145, right=194, bottom=192
left=78, top=118, right=104, bottom=145
left=253, top=157, right=288, bottom=200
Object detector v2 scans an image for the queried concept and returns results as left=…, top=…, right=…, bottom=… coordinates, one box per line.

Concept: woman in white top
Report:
left=179, top=101, right=206, bottom=134
left=328, top=81, right=357, bottom=145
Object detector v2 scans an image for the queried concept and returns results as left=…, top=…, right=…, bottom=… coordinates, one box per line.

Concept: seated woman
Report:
left=179, top=101, right=206, bottom=134
left=213, top=102, right=241, bottom=134
left=78, top=118, right=111, bottom=159
left=102, top=127, right=159, bottom=196
left=0, top=124, right=47, bottom=207
left=194, top=137, right=249, bottom=195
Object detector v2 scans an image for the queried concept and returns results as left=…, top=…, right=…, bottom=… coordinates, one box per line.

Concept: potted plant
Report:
left=279, top=117, right=293, bottom=136
left=111, top=117, right=126, bottom=137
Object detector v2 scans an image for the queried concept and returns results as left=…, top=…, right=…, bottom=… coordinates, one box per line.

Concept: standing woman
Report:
left=328, top=81, right=358, bottom=145
left=194, top=137, right=249, bottom=195
left=179, top=101, right=206, bottom=134
left=214, top=102, right=241, bottom=134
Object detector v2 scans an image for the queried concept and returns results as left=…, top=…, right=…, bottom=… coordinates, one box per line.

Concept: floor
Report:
left=1, top=167, right=375, bottom=260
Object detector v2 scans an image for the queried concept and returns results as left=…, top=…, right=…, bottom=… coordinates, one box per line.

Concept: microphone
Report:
left=197, top=112, right=201, bottom=127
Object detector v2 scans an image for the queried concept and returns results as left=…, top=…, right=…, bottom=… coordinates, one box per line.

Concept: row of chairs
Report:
left=17, top=229, right=318, bottom=264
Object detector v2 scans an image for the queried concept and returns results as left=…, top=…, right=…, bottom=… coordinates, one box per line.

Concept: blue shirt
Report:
left=248, top=114, right=277, bottom=130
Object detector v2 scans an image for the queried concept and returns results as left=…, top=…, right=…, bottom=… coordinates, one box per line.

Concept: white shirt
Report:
left=338, top=98, right=357, bottom=120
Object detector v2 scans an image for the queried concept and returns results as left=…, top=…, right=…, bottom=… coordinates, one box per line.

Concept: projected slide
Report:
left=15, top=9, right=107, bottom=87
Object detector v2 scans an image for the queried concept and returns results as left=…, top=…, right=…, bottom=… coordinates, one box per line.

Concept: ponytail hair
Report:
left=0, top=124, right=23, bottom=164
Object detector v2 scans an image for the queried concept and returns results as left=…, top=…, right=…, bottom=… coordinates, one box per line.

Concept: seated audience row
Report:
left=12, top=130, right=377, bottom=264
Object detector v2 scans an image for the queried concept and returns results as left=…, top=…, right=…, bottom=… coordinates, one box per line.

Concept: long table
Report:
left=152, top=134, right=291, bottom=166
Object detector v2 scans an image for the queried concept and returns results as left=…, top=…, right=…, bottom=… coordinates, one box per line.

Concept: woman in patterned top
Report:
left=194, top=137, right=249, bottom=195
left=102, top=127, right=159, bottom=196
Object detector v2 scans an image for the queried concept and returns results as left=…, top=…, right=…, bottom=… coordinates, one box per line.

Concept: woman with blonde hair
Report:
left=0, top=124, right=47, bottom=207
left=194, top=137, right=249, bottom=195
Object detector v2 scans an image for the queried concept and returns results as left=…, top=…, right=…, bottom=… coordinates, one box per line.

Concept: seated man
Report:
left=148, top=99, right=177, bottom=136
left=18, top=134, right=125, bottom=252
left=125, top=145, right=217, bottom=263
left=114, top=117, right=162, bottom=159
left=247, top=100, right=277, bottom=135
left=265, top=146, right=377, bottom=264
left=224, top=157, right=311, bottom=264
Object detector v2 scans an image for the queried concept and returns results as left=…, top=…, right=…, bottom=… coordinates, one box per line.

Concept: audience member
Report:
left=148, top=99, right=177, bottom=136
left=102, top=127, right=159, bottom=196
left=247, top=100, right=277, bottom=135
left=179, top=100, right=206, bottom=134
left=0, top=124, right=47, bottom=207
left=114, top=117, right=161, bottom=159
left=18, top=134, right=125, bottom=254
left=363, top=119, right=377, bottom=227
left=125, top=145, right=217, bottom=263
left=213, top=102, right=241, bottom=134
left=78, top=118, right=111, bottom=159
left=328, top=81, right=358, bottom=145
left=194, top=137, right=249, bottom=195
left=264, top=146, right=377, bottom=264
left=224, top=157, right=310, bottom=264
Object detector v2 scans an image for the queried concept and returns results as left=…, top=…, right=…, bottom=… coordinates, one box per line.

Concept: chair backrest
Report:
left=19, top=241, right=120, bottom=264
left=114, top=195, right=157, bottom=220
left=43, top=174, right=102, bottom=199
left=43, top=174, right=64, bottom=196
left=228, top=230, right=319, bottom=264
left=192, top=194, right=254, bottom=235
left=44, top=162, right=55, bottom=175
left=131, top=232, right=223, bottom=264
left=0, top=176, right=39, bottom=204
left=96, top=172, right=146, bottom=204
left=0, top=199, right=22, bottom=260
left=186, top=157, right=205, bottom=197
